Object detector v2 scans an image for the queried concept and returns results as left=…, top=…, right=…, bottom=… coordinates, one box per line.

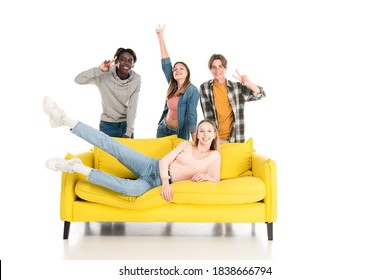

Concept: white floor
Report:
left=2, top=168, right=389, bottom=280
left=62, top=222, right=273, bottom=260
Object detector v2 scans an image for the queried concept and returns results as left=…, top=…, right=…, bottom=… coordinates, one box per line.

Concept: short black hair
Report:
left=114, top=48, right=137, bottom=63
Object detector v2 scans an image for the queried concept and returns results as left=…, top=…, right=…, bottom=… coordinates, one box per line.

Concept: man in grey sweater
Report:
left=75, top=48, right=141, bottom=138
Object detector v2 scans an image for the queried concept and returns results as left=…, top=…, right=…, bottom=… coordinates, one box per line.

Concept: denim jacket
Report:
left=158, top=58, right=199, bottom=140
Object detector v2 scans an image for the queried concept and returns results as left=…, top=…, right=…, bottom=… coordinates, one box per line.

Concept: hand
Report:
left=232, top=69, right=250, bottom=86
left=161, top=183, right=173, bottom=202
left=156, top=24, right=165, bottom=40
left=99, top=56, right=118, bottom=72
left=191, top=173, right=208, bottom=182
left=233, top=69, right=261, bottom=93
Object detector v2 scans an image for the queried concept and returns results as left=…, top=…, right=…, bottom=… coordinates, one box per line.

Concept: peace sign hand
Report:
left=99, top=56, right=118, bottom=72
left=156, top=24, right=165, bottom=40
left=232, top=69, right=250, bottom=85
left=233, top=69, right=262, bottom=94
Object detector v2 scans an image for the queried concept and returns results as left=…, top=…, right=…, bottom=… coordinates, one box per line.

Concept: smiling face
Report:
left=173, top=62, right=189, bottom=82
left=116, top=52, right=134, bottom=78
left=196, top=121, right=217, bottom=146
left=210, top=59, right=227, bottom=83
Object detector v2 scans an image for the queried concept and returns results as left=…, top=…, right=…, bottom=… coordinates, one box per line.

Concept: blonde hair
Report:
left=194, top=120, right=220, bottom=151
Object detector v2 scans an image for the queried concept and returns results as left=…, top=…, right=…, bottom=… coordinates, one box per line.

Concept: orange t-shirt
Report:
left=213, top=81, right=233, bottom=141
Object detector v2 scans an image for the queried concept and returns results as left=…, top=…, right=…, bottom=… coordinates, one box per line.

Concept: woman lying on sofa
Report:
left=43, top=96, right=221, bottom=202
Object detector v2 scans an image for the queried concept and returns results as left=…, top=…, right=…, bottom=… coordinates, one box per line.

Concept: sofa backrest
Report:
left=220, top=138, right=253, bottom=179
left=94, top=135, right=177, bottom=179
left=93, top=135, right=254, bottom=180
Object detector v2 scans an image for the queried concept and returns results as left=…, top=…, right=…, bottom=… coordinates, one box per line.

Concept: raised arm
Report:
left=74, top=57, right=118, bottom=85
left=233, top=69, right=262, bottom=94
left=156, top=24, right=169, bottom=59
left=74, top=67, right=102, bottom=85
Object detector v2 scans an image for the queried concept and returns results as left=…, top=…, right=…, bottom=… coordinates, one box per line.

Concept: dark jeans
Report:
left=156, top=118, right=178, bottom=138
left=99, top=120, right=134, bottom=138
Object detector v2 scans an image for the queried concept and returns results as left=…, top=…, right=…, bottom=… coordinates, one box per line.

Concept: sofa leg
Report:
left=63, top=221, right=71, bottom=240
left=266, top=222, right=273, bottom=241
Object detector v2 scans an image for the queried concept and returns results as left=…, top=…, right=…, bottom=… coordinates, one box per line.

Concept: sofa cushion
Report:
left=171, top=176, right=265, bottom=204
left=220, top=138, right=253, bottom=179
left=93, top=135, right=177, bottom=179
left=75, top=176, right=266, bottom=210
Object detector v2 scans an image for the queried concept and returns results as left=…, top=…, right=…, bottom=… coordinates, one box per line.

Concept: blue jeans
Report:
left=156, top=118, right=178, bottom=138
left=72, top=122, right=162, bottom=196
left=99, top=120, right=134, bottom=138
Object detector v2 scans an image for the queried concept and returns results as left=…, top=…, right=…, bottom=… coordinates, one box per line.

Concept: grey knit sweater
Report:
left=75, top=67, right=141, bottom=136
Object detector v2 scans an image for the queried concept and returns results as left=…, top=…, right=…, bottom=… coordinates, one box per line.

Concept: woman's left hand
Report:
left=191, top=173, right=208, bottom=182
left=161, top=183, right=173, bottom=202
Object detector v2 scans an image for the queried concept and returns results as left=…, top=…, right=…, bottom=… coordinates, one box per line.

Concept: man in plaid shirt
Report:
left=200, top=54, right=266, bottom=143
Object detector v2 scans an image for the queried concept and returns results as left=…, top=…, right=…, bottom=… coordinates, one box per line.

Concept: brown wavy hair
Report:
left=166, top=61, right=191, bottom=99
left=208, top=54, right=227, bottom=70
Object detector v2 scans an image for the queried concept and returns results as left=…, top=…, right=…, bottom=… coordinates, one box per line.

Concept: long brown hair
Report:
left=166, top=61, right=191, bottom=99
left=194, top=120, right=220, bottom=151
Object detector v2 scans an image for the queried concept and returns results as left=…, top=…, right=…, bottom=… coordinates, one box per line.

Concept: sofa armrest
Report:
left=251, top=152, right=277, bottom=222
left=60, top=149, right=94, bottom=221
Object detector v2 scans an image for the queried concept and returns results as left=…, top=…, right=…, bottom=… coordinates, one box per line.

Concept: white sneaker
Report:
left=46, top=157, right=82, bottom=173
left=43, top=96, right=65, bottom=128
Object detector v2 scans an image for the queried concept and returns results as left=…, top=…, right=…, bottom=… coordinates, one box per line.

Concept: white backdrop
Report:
left=1, top=0, right=389, bottom=279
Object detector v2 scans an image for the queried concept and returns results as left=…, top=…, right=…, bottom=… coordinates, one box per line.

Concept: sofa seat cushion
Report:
left=75, top=176, right=266, bottom=210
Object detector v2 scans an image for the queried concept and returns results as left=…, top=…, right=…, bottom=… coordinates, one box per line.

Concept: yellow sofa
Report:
left=60, top=135, right=277, bottom=240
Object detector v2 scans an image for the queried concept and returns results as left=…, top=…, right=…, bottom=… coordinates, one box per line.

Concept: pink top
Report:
left=159, top=141, right=221, bottom=182
left=166, top=95, right=180, bottom=120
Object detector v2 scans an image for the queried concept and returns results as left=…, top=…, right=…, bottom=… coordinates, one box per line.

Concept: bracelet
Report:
left=162, top=176, right=173, bottom=184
